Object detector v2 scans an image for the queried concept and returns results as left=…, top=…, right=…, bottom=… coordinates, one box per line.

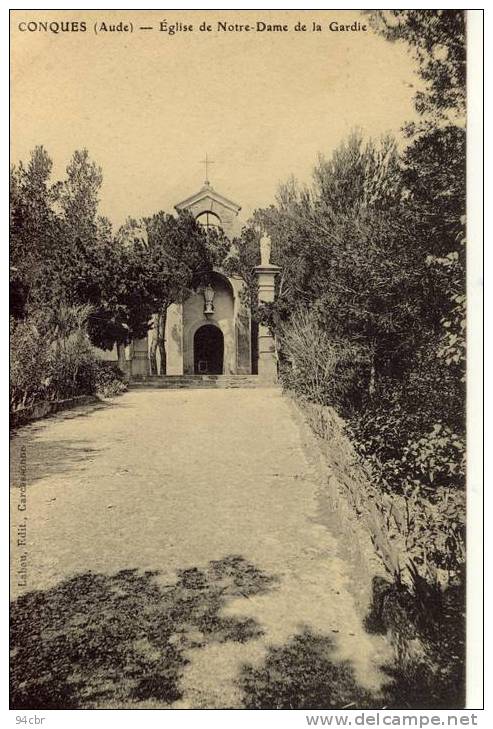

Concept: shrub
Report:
left=288, top=392, right=465, bottom=707
left=93, top=361, right=127, bottom=398
left=10, top=316, right=50, bottom=410
left=349, top=408, right=465, bottom=497
left=10, top=306, right=106, bottom=414
left=279, top=308, right=368, bottom=412
left=348, top=336, right=465, bottom=497
left=366, top=576, right=465, bottom=709
left=44, top=330, right=98, bottom=401
left=297, top=397, right=465, bottom=586
left=345, top=381, right=465, bottom=585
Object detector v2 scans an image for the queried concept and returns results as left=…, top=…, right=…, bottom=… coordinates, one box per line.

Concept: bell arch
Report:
left=195, top=210, right=222, bottom=232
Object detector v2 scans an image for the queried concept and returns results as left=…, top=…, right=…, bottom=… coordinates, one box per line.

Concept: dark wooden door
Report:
left=194, top=325, right=224, bottom=374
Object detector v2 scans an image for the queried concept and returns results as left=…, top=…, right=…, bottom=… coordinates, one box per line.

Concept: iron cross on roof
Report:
left=200, top=153, right=214, bottom=185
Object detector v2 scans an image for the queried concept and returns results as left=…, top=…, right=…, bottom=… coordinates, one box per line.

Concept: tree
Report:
left=369, top=8, right=467, bottom=406
left=10, top=147, right=60, bottom=318
left=223, top=225, right=260, bottom=317
left=55, top=149, right=105, bottom=307
left=366, top=10, right=466, bottom=130
left=10, top=144, right=235, bottom=376
left=251, top=133, right=433, bottom=396
left=142, top=211, right=220, bottom=375
left=79, top=218, right=147, bottom=369
left=58, top=149, right=103, bottom=228
left=14, top=147, right=112, bottom=325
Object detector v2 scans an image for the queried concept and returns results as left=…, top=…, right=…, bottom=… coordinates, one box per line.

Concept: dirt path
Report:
left=10, top=388, right=392, bottom=709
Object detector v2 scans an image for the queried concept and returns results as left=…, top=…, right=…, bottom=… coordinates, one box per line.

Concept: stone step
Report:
left=128, top=374, right=275, bottom=390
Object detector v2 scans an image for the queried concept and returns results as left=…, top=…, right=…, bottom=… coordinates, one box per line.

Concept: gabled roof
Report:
left=174, top=181, right=241, bottom=214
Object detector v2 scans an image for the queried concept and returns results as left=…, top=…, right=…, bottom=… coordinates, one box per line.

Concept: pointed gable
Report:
left=174, top=182, right=241, bottom=238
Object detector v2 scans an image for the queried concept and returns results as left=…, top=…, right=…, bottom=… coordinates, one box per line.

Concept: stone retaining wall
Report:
left=289, top=393, right=465, bottom=702
left=10, top=395, right=100, bottom=429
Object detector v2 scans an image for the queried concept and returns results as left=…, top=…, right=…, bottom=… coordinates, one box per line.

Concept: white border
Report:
left=3, top=3, right=485, bottom=726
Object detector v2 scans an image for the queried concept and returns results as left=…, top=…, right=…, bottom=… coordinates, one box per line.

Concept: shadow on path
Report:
left=10, top=436, right=101, bottom=486
left=237, top=575, right=466, bottom=710
left=10, top=555, right=278, bottom=709
left=9, top=401, right=122, bottom=485
left=239, top=630, right=376, bottom=710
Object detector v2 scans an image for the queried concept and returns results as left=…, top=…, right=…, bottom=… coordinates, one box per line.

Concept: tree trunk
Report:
left=117, top=342, right=127, bottom=373
left=149, top=314, right=159, bottom=375
left=158, top=305, right=168, bottom=375
left=369, top=344, right=376, bottom=397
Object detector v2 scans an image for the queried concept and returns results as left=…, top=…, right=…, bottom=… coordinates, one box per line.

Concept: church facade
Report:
left=104, top=181, right=259, bottom=378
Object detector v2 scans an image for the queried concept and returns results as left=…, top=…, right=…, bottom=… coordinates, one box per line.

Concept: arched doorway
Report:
left=194, top=325, right=224, bottom=374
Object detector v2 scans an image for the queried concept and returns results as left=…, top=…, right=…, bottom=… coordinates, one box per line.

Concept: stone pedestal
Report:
left=255, top=263, right=281, bottom=383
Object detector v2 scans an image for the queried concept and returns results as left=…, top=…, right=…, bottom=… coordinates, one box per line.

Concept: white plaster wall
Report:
left=93, top=345, right=118, bottom=362
left=132, top=336, right=149, bottom=376
left=182, top=274, right=235, bottom=374
left=230, top=275, right=251, bottom=374
left=166, top=303, right=184, bottom=375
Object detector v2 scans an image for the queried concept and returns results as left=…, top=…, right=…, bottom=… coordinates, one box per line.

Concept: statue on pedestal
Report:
left=203, top=283, right=215, bottom=315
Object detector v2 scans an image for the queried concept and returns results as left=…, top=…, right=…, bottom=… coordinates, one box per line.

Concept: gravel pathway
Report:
left=10, top=388, right=392, bottom=709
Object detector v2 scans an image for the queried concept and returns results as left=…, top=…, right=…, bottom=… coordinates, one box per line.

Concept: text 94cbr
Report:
left=15, top=718, right=45, bottom=725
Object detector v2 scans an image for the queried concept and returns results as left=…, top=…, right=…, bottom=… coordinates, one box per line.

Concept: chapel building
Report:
left=121, top=180, right=256, bottom=377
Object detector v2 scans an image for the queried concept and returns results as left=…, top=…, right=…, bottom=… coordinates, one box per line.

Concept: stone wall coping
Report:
left=10, top=394, right=100, bottom=429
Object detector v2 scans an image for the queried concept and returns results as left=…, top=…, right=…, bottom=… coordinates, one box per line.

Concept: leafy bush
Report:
left=348, top=334, right=465, bottom=496
left=298, top=398, right=465, bottom=586
left=93, top=361, right=127, bottom=398
left=44, top=330, right=98, bottom=401
left=427, top=247, right=466, bottom=381
left=297, top=395, right=465, bottom=705
left=279, top=308, right=368, bottom=412
left=345, top=376, right=465, bottom=584
left=350, top=408, right=465, bottom=497
left=365, top=576, right=465, bottom=709
left=10, top=315, right=50, bottom=410
left=10, top=306, right=105, bottom=414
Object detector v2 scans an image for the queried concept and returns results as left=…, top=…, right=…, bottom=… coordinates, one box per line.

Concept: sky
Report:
left=11, top=9, right=420, bottom=228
